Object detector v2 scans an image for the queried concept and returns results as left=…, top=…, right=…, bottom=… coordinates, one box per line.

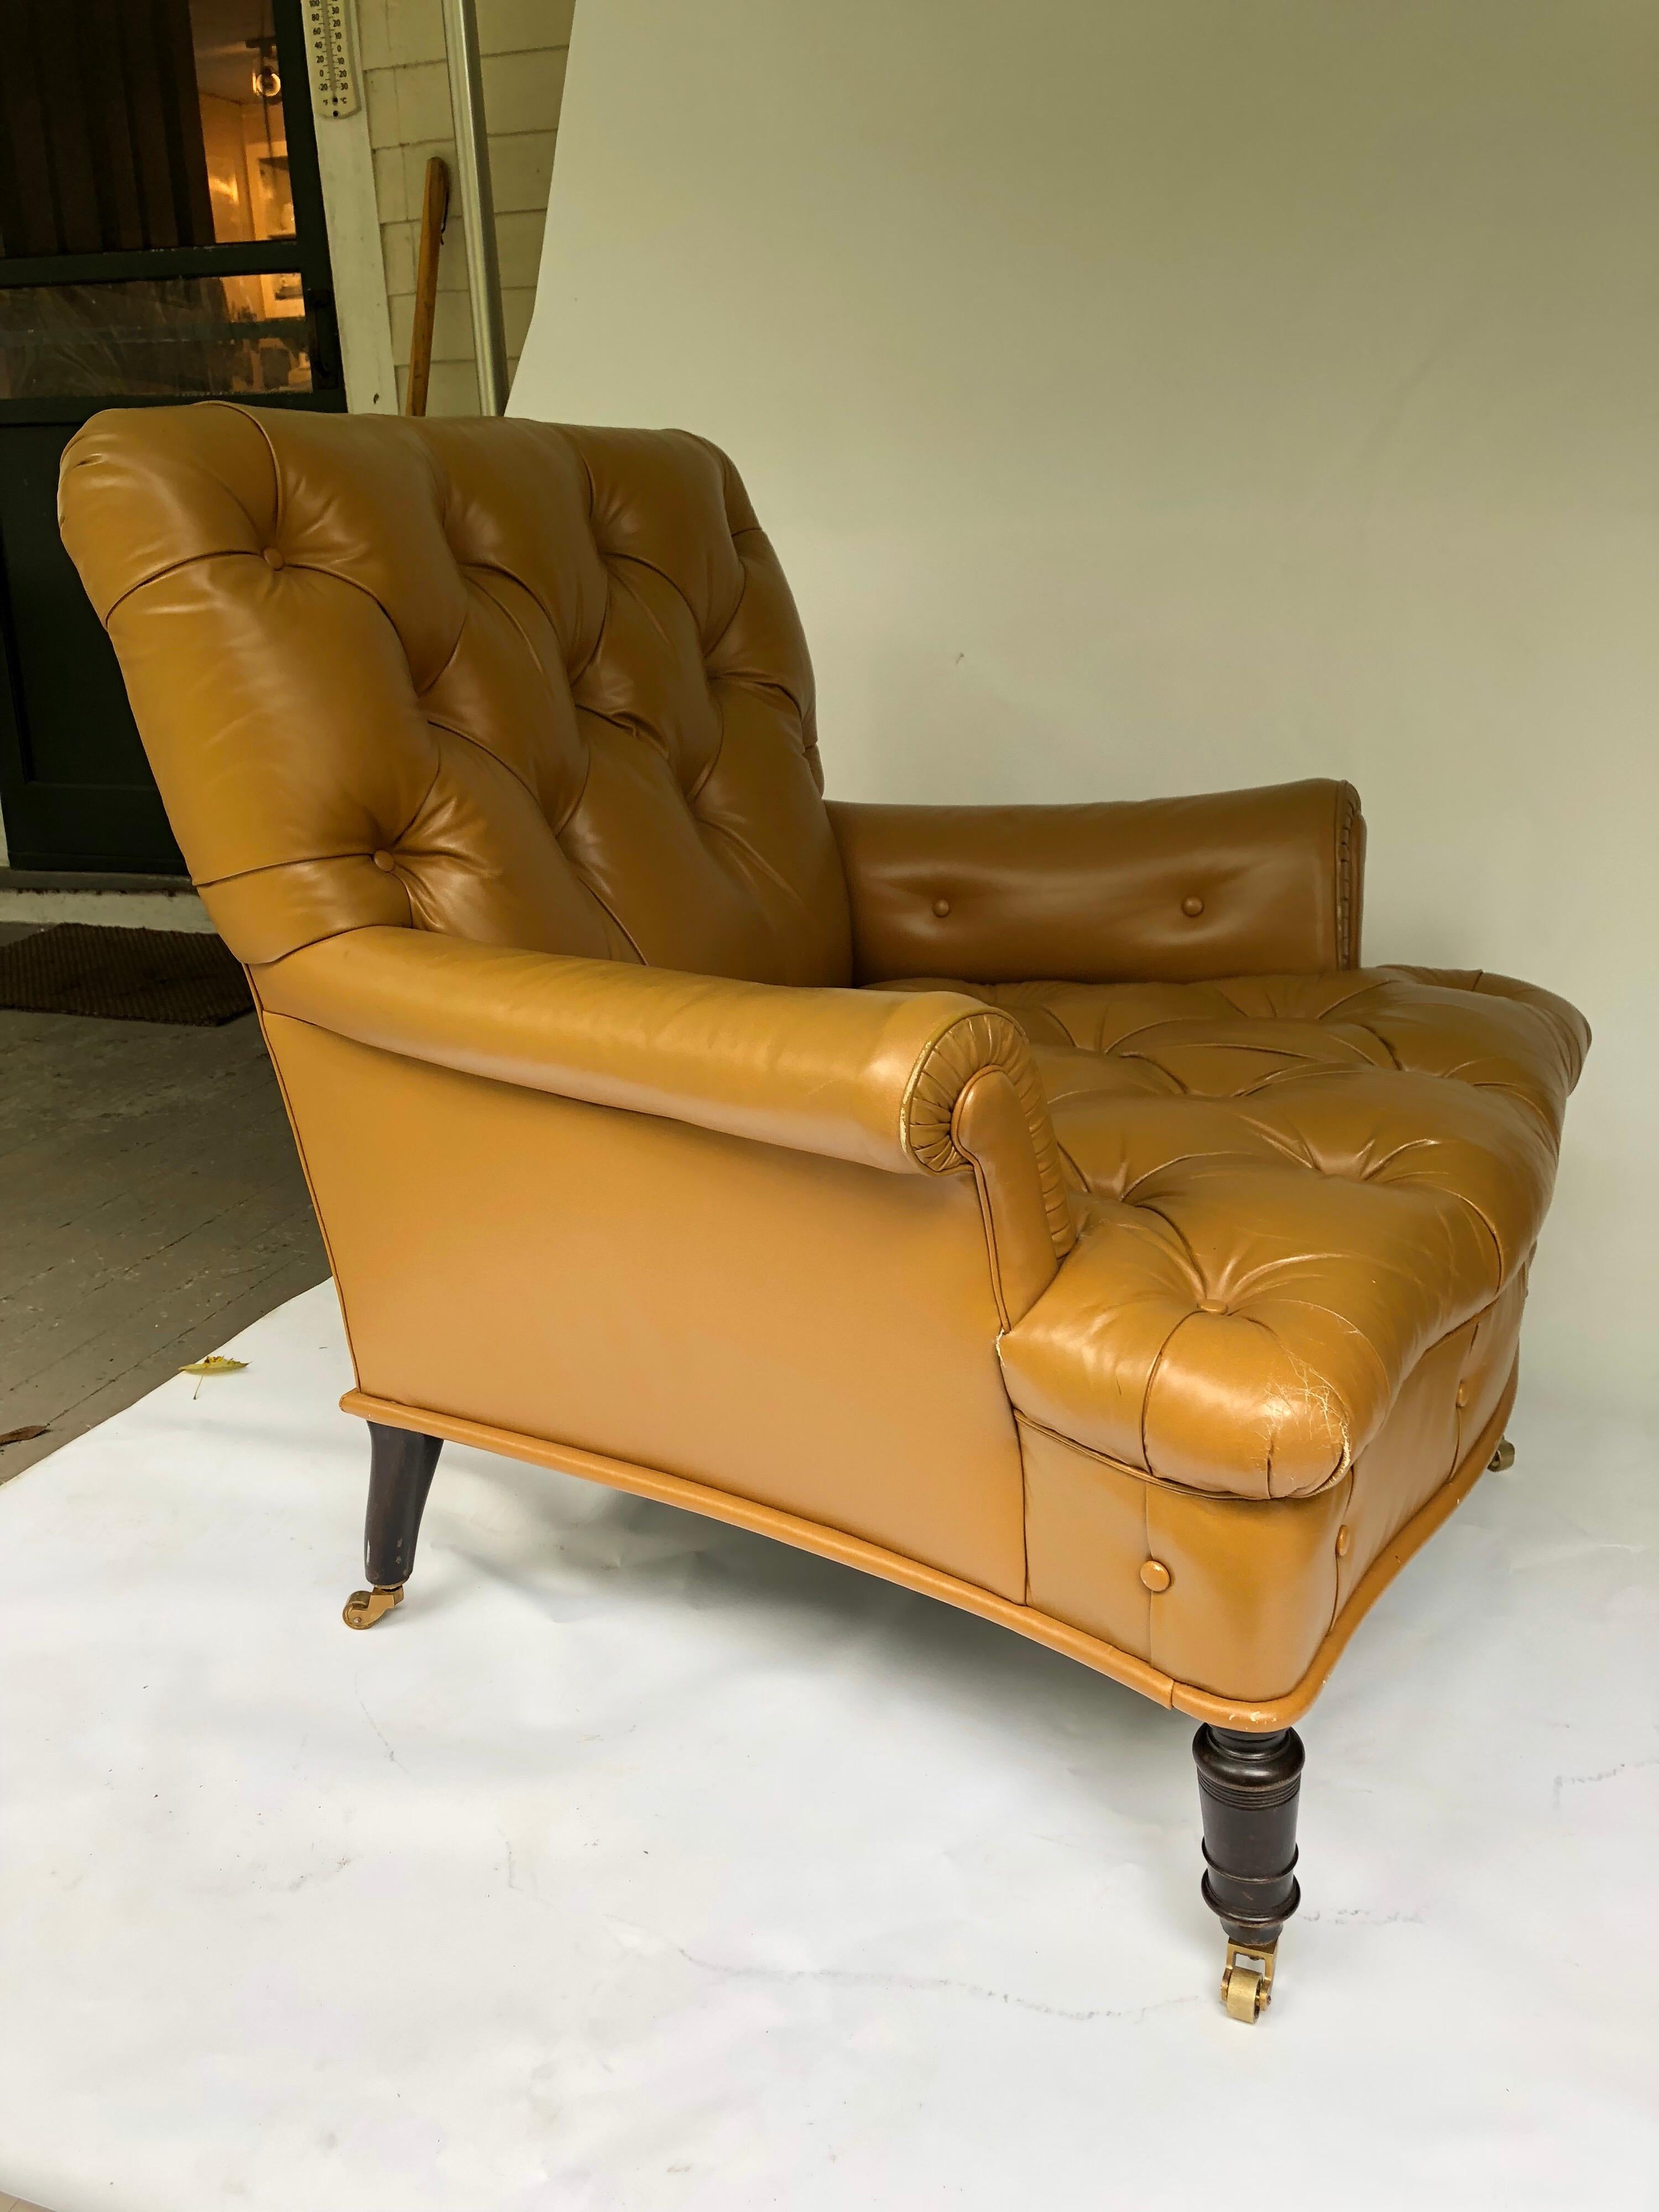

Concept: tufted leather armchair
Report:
left=60, top=406, right=1586, bottom=2021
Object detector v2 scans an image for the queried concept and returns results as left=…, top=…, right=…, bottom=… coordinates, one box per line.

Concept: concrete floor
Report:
left=0, top=920, right=328, bottom=1485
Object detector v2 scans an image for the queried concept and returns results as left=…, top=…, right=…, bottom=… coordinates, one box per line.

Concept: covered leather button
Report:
left=1140, top=1559, right=1171, bottom=1593
left=932, top=896, right=952, bottom=917
left=372, top=848, right=397, bottom=871
left=1455, top=1381, right=1470, bottom=1407
left=1181, top=894, right=1204, bottom=917
left=1336, top=1525, right=1353, bottom=1558
left=1196, top=1297, right=1227, bottom=1314
left=262, top=546, right=285, bottom=568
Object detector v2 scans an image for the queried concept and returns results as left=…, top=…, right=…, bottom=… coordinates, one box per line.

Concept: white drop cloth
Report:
left=1, top=1283, right=1653, bottom=2209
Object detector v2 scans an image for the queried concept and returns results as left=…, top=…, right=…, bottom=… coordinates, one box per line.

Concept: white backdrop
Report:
left=512, top=0, right=1659, bottom=1408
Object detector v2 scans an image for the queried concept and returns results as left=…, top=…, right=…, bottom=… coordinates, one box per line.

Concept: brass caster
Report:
left=1489, top=1437, right=1516, bottom=1473
left=343, top=1583, right=404, bottom=1630
left=1220, top=1939, right=1276, bottom=2023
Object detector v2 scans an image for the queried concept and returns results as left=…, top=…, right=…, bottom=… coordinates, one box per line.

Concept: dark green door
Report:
left=0, top=0, right=346, bottom=875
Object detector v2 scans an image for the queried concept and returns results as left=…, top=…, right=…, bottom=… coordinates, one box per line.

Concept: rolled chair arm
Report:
left=829, top=779, right=1365, bottom=985
left=255, top=928, right=1076, bottom=1298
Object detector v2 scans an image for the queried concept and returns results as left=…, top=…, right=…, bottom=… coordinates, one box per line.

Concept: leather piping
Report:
left=341, top=1359, right=1516, bottom=1734
left=95, top=546, right=259, bottom=629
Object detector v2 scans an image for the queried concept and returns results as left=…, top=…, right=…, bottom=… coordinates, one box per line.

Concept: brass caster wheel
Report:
left=1220, top=1940, right=1276, bottom=2023
left=343, top=1583, right=404, bottom=1630
left=1489, top=1437, right=1516, bottom=1473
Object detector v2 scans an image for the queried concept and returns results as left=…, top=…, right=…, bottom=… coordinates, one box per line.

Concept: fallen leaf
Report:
left=0, top=1424, right=48, bottom=1448
left=179, top=1355, right=249, bottom=1399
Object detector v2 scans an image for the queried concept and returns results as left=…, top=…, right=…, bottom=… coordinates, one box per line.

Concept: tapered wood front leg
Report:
left=342, top=1422, right=444, bottom=1630
left=1192, top=1724, right=1305, bottom=2022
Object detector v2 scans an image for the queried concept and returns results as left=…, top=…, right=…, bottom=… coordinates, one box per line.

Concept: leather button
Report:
left=262, top=546, right=285, bottom=568
left=1455, top=1381, right=1469, bottom=1408
left=372, top=849, right=397, bottom=872
left=1181, top=894, right=1204, bottom=917
left=932, top=896, right=951, bottom=918
left=1196, top=1297, right=1227, bottom=1315
left=1336, top=1524, right=1352, bottom=1558
left=1140, top=1559, right=1171, bottom=1593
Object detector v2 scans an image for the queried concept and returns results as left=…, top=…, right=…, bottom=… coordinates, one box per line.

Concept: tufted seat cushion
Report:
left=848, top=963, right=1585, bottom=1701
left=884, top=966, right=1586, bottom=1501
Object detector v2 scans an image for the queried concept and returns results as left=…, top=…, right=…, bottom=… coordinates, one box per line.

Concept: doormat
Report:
left=0, top=923, right=252, bottom=1025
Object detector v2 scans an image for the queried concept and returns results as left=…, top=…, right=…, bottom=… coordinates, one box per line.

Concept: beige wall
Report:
left=359, top=0, right=572, bottom=410
left=514, top=0, right=1659, bottom=1410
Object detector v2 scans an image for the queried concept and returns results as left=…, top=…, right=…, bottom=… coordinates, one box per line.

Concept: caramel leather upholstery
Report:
left=59, top=404, right=1587, bottom=1726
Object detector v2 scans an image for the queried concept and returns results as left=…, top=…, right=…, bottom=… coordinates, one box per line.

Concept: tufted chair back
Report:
left=59, top=405, right=853, bottom=982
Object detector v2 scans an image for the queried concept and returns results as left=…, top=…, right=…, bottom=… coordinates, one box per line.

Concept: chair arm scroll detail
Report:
left=901, top=1007, right=1078, bottom=1298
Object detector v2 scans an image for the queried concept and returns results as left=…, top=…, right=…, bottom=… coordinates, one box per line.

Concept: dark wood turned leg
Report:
left=342, top=1422, right=444, bottom=1630
left=1192, top=1723, right=1305, bottom=2022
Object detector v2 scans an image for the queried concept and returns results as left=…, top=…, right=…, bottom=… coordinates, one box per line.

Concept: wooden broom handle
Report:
left=405, top=156, right=451, bottom=417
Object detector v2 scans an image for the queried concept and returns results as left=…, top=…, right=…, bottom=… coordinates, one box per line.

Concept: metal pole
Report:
left=440, top=0, right=509, bottom=414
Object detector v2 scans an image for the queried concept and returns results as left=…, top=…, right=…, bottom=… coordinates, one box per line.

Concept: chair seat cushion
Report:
left=882, top=968, right=1587, bottom=1502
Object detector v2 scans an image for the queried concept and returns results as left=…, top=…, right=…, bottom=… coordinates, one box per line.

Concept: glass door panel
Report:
left=191, top=0, right=299, bottom=247
left=0, top=275, right=314, bottom=399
